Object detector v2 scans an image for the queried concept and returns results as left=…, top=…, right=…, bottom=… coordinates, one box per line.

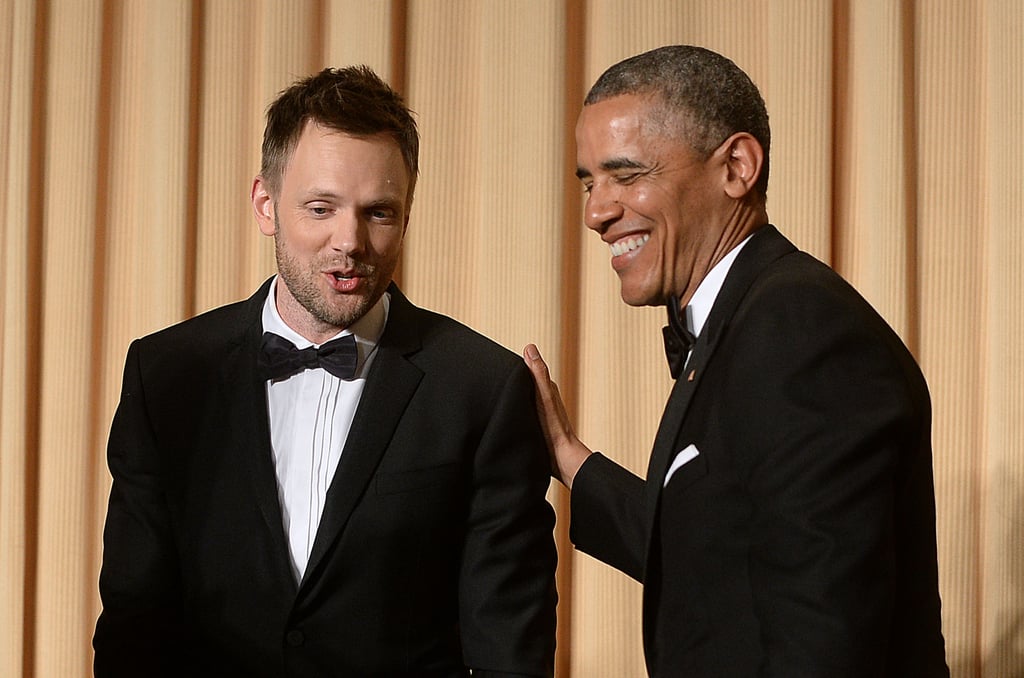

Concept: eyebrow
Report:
left=303, top=188, right=341, bottom=201
left=367, top=196, right=404, bottom=211
left=303, top=189, right=404, bottom=205
left=576, top=156, right=649, bottom=180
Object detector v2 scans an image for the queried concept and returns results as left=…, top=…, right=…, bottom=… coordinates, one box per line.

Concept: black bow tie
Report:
left=258, top=332, right=359, bottom=381
left=662, top=295, right=695, bottom=379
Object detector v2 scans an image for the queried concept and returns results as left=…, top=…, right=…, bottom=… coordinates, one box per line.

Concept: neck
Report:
left=676, top=204, right=767, bottom=307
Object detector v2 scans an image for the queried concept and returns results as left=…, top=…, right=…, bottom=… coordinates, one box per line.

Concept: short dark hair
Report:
left=260, top=66, right=419, bottom=201
left=586, top=45, right=771, bottom=199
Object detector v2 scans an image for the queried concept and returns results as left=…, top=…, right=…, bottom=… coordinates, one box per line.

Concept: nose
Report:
left=329, top=210, right=366, bottom=255
left=583, top=181, right=624, bottom=233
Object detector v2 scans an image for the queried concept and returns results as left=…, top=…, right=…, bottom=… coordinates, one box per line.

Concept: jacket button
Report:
left=286, top=629, right=305, bottom=647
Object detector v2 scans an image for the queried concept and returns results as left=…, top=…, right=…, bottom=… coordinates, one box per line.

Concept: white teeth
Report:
left=610, top=233, right=650, bottom=257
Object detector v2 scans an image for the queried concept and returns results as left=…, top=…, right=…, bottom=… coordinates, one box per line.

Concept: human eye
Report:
left=367, top=204, right=399, bottom=224
left=306, top=203, right=331, bottom=218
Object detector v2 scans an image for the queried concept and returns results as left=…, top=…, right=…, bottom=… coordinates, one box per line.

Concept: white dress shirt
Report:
left=261, top=276, right=389, bottom=581
left=685, top=233, right=755, bottom=339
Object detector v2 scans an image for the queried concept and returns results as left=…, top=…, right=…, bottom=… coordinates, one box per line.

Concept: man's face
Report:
left=253, top=121, right=410, bottom=342
left=575, top=94, right=725, bottom=307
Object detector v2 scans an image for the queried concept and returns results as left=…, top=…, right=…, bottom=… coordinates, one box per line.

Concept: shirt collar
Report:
left=686, top=233, right=754, bottom=337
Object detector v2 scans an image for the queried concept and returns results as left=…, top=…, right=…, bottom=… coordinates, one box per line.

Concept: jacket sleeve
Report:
left=568, top=453, right=647, bottom=582
left=458, top=361, right=558, bottom=678
left=93, top=340, right=185, bottom=677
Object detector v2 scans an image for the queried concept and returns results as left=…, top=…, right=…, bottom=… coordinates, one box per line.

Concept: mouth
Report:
left=325, top=268, right=368, bottom=292
left=609, top=233, right=650, bottom=257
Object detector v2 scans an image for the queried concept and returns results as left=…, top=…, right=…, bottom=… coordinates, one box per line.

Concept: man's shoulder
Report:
left=390, top=294, right=521, bottom=375
left=138, top=296, right=254, bottom=352
left=730, top=230, right=924, bottom=381
left=412, top=306, right=518, bottom=359
left=734, top=225, right=874, bottom=311
left=130, top=282, right=268, bottom=366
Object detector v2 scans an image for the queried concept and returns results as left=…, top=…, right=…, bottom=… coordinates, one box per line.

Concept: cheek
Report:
left=280, top=221, right=326, bottom=252
left=627, top=187, right=677, bottom=234
left=369, top=228, right=405, bottom=257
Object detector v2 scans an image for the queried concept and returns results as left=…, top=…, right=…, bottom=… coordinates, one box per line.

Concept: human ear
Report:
left=251, top=176, right=277, bottom=236
left=719, top=133, right=764, bottom=199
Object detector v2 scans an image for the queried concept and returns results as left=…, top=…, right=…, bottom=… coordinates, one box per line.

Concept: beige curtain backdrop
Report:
left=1, top=1, right=1021, bottom=676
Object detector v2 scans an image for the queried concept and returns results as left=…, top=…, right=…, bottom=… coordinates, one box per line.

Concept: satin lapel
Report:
left=300, top=287, right=424, bottom=589
left=232, top=278, right=297, bottom=592
left=641, top=226, right=797, bottom=537
left=642, top=341, right=708, bottom=532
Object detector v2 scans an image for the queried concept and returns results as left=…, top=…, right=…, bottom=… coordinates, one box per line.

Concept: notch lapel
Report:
left=299, top=288, right=424, bottom=589
left=641, top=226, right=797, bottom=539
left=231, top=279, right=297, bottom=592
left=642, top=339, right=708, bottom=532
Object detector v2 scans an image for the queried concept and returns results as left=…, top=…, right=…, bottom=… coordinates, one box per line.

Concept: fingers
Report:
left=523, top=344, right=591, bottom=488
left=523, top=344, right=562, bottom=415
left=523, top=343, right=549, bottom=380
left=522, top=344, right=563, bottom=427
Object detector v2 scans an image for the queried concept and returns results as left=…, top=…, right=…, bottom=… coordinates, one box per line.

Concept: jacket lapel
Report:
left=229, top=278, right=298, bottom=592
left=300, top=285, right=424, bottom=588
left=642, top=345, right=707, bottom=531
left=641, top=226, right=797, bottom=536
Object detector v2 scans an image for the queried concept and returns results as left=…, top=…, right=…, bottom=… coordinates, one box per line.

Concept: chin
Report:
left=616, top=279, right=658, bottom=307
left=618, top=290, right=659, bottom=308
left=615, top=269, right=664, bottom=306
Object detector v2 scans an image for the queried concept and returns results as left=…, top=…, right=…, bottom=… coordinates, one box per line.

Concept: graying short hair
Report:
left=586, top=45, right=770, bottom=199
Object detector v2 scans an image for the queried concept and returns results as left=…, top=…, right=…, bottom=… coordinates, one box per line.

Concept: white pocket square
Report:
left=663, top=444, right=700, bottom=487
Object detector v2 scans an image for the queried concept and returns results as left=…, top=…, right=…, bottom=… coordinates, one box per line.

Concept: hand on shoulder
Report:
left=523, top=344, right=592, bottom=488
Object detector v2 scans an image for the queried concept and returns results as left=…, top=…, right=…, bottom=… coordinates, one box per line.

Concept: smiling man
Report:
left=525, top=45, right=948, bottom=676
left=94, top=66, right=556, bottom=677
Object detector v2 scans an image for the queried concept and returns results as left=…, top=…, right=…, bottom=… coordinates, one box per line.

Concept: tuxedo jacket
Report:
left=94, top=280, right=557, bottom=677
left=571, top=226, right=948, bottom=677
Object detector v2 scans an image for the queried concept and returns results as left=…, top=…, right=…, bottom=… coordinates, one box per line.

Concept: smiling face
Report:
left=252, top=121, right=410, bottom=343
left=575, top=94, right=730, bottom=307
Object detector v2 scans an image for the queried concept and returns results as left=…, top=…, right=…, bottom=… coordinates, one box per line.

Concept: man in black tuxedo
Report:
left=524, top=45, right=948, bottom=676
left=94, top=66, right=556, bottom=677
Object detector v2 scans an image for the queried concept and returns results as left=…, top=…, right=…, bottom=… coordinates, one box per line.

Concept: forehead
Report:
left=576, top=95, right=649, bottom=148
left=283, top=121, right=410, bottom=193
left=575, top=94, right=692, bottom=170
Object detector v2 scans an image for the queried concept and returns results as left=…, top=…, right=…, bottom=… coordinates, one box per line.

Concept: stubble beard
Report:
left=273, top=231, right=383, bottom=334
